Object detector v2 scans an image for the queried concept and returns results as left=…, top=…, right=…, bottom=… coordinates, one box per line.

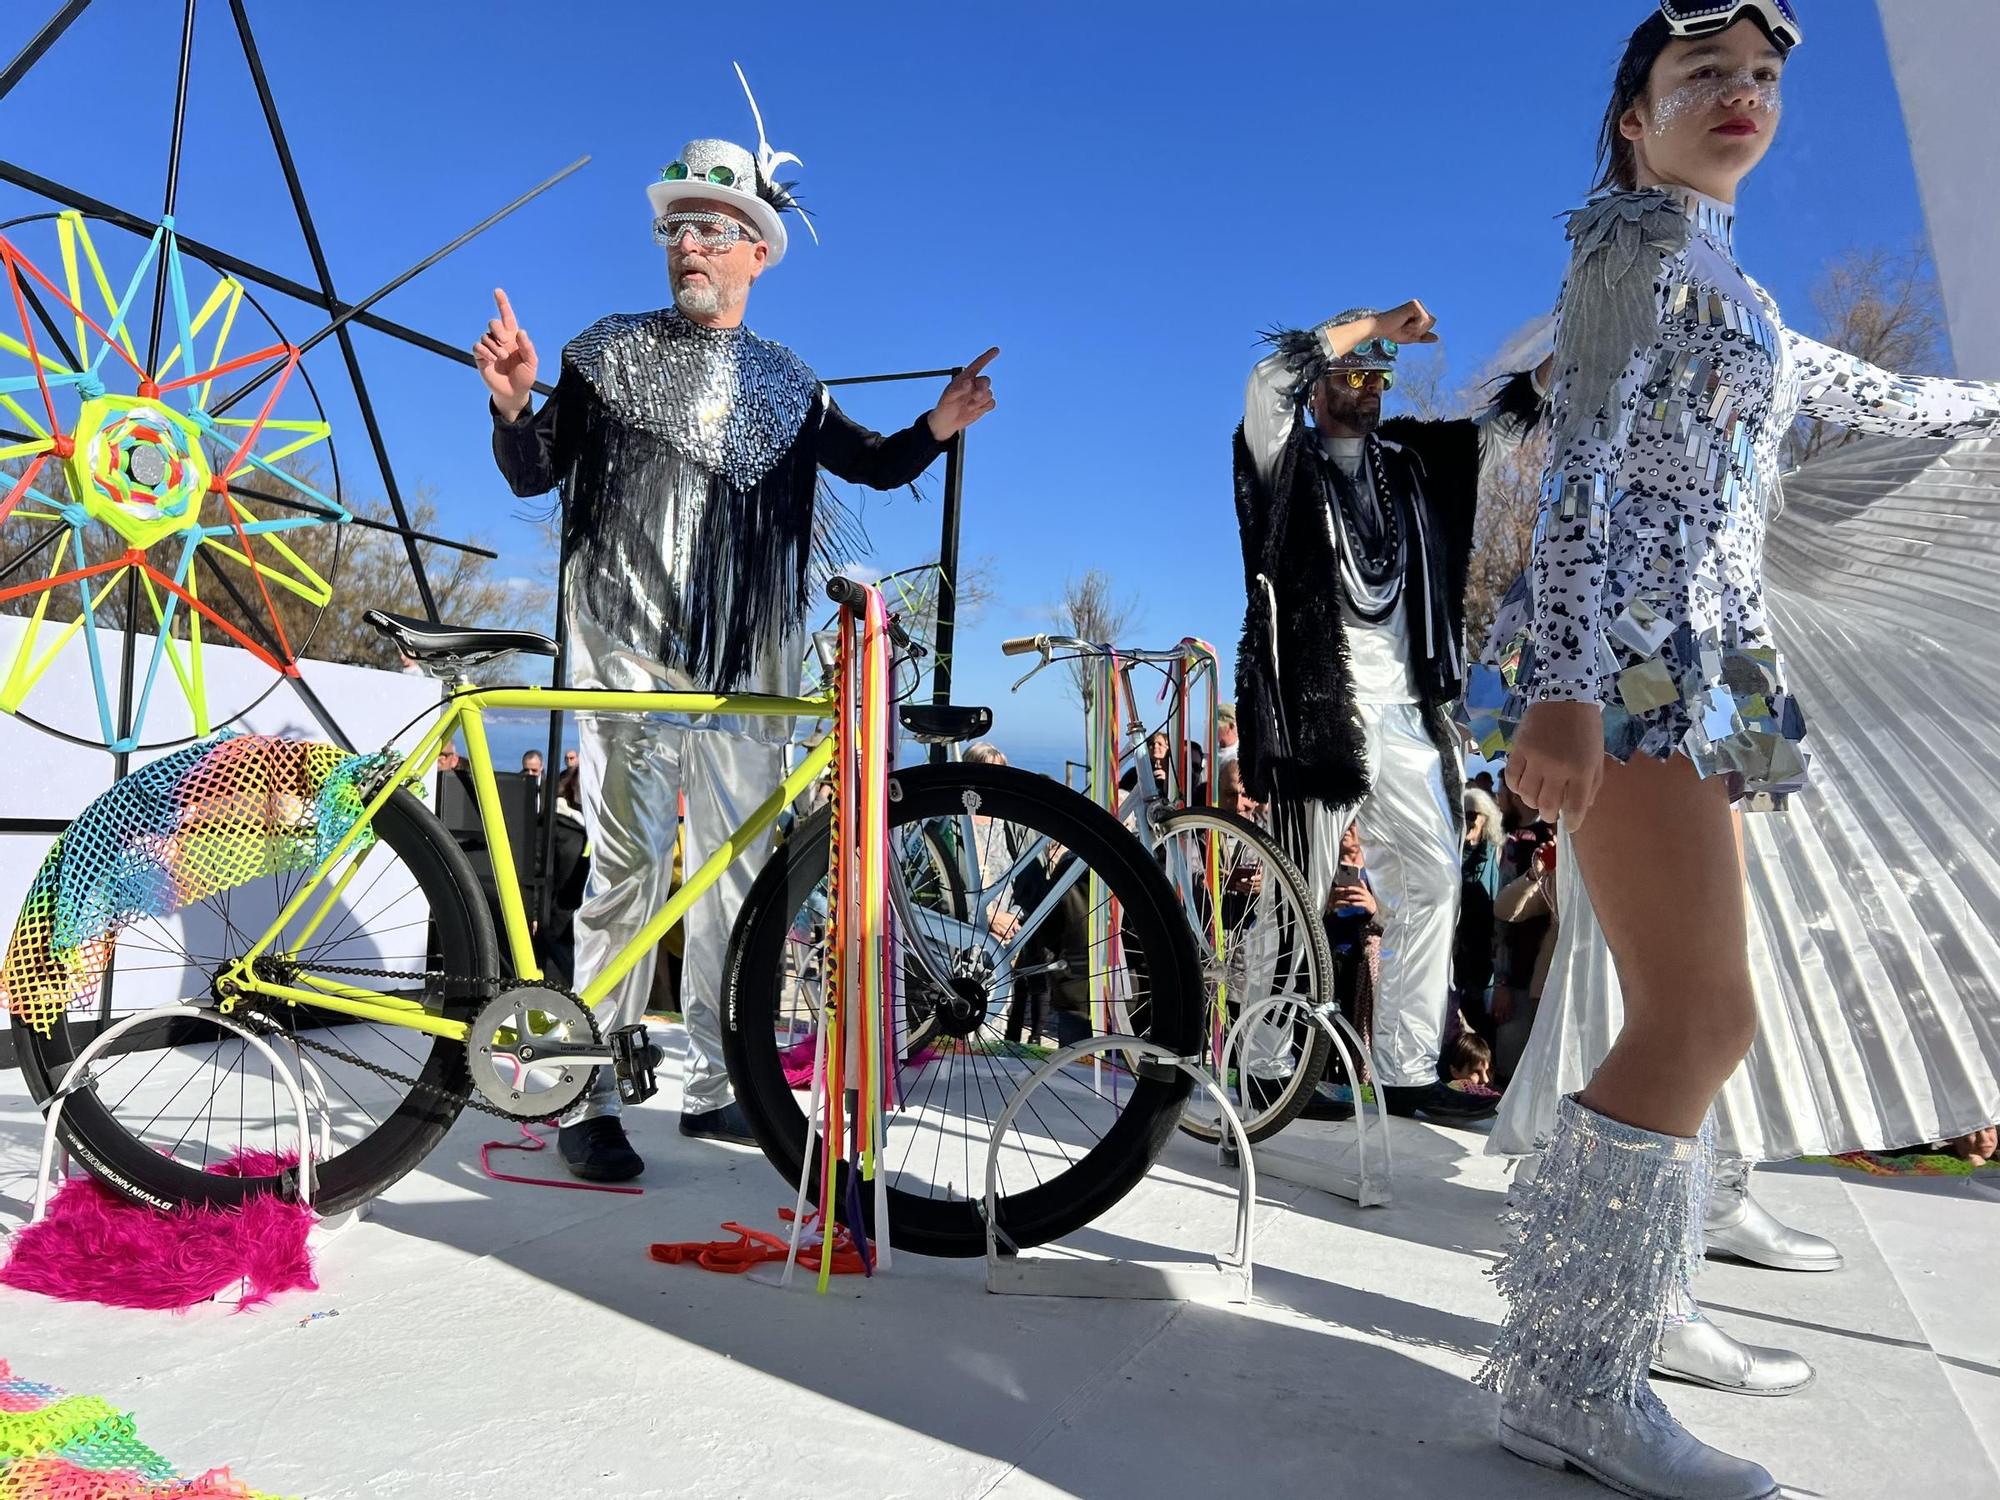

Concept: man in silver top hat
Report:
left=476, top=126, right=998, bottom=1182
left=1232, top=301, right=1546, bottom=1123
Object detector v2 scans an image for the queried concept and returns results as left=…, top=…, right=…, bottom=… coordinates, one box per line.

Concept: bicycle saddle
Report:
left=364, top=609, right=557, bottom=663
left=898, top=703, right=993, bottom=745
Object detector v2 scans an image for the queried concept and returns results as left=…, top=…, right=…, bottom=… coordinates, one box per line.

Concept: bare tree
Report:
left=1789, top=243, right=1946, bottom=466
left=1386, top=343, right=1459, bottom=422
left=0, top=455, right=544, bottom=673
left=1462, top=428, right=1550, bottom=652
left=1055, top=568, right=1137, bottom=710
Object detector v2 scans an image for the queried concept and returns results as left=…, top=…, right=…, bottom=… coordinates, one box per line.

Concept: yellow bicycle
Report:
left=6, top=581, right=1200, bottom=1256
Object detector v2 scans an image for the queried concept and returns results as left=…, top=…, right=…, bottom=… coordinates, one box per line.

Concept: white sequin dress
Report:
left=1473, top=185, right=2000, bottom=795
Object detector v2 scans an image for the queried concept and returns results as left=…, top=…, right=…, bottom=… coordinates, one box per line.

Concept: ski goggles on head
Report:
left=661, top=159, right=743, bottom=188
left=1658, top=0, right=1803, bottom=52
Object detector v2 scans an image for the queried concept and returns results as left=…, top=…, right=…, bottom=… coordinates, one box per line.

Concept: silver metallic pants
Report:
left=1277, top=700, right=1461, bottom=1088
left=573, top=713, right=782, bottom=1118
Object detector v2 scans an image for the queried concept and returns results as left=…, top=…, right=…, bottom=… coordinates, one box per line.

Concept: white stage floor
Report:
left=4, top=1032, right=1995, bottom=1499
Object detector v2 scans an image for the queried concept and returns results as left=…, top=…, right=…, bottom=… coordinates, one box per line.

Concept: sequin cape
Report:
left=1470, top=187, right=2000, bottom=796
left=491, top=308, right=943, bottom=691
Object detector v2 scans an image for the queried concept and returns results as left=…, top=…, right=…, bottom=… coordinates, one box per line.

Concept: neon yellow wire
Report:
left=69, top=213, right=141, bottom=369
left=0, top=392, right=50, bottom=440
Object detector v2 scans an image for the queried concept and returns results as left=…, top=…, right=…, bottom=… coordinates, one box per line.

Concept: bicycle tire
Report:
left=721, top=761, right=1201, bottom=1258
left=11, top=788, right=498, bottom=1217
left=1160, top=806, right=1336, bottom=1145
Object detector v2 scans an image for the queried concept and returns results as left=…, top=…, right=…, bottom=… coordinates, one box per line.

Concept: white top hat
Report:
left=644, top=64, right=814, bottom=268
left=646, top=139, right=792, bottom=266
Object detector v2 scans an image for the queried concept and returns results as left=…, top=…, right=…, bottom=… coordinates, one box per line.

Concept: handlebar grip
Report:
left=1000, top=635, right=1045, bottom=657
left=825, top=576, right=862, bottom=607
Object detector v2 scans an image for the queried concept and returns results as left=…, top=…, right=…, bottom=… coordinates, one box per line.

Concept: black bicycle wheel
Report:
left=11, top=788, right=498, bottom=1217
left=1158, top=807, right=1335, bottom=1145
left=722, top=761, right=1201, bottom=1257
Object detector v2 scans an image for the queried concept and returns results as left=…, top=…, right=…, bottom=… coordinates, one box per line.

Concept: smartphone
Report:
left=1331, top=862, right=1368, bottom=919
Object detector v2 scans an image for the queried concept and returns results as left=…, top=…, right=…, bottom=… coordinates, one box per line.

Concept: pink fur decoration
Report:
left=1, top=1151, right=317, bottom=1312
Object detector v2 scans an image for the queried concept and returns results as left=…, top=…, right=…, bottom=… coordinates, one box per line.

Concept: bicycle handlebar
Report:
left=1017, top=636, right=1199, bottom=667
left=826, top=575, right=915, bottom=652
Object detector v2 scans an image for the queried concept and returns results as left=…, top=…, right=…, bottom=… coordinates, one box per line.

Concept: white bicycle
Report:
left=1001, top=634, right=1336, bottom=1143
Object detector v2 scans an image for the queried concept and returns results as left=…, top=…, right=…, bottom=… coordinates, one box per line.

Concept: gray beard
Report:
left=673, top=278, right=727, bottom=317
left=672, top=276, right=744, bottom=324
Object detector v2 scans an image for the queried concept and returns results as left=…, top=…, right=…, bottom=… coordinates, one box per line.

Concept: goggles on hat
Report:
left=653, top=211, right=761, bottom=250
left=661, top=159, right=744, bottom=188
left=1658, top=0, right=1803, bottom=51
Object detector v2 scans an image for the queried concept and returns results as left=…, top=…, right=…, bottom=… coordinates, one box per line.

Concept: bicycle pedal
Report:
left=609, top=1024, right=661, bottom=1105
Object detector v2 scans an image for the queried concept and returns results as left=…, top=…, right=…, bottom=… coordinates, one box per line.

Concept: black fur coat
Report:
left=1232, top=407, right=1500, bottom=812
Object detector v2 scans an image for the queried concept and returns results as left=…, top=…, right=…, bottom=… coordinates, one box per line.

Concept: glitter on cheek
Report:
left=1648, top=74, right=1781, bottom=135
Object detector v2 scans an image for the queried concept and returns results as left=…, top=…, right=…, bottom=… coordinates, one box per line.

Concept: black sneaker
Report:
left=1381, top=1081, right=1499, bottom=1123
left=679, top=1101, right=759, bottom=1146
left=557, top=1115, right=646, bottom=1182
left=1299, top=1084, right=1356, bottom=1122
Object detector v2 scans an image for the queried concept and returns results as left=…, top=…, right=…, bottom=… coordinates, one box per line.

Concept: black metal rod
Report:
left=0, top=160, right=558, bottom=396
left=0, top=520, right=68, bottom=587
left=144, top=0, right=199, bottom=375
left=280, top=669, right=354, bottom=751
left=825, top=368, right=956, bottom=388
left=928, top=422, right=968, bottom=764
left=193, top=541, right=290, bottom=663
left=10, top=273, right=82, bottom=373
left=0, top=0, right=92, bottom=107
left=0, top=816, right=68, bottom=834
left=205, top=153, right=591, bottom=419
left=223, top=0, right=440, bottom=623
left=225, top=480, right=499, bottom=557
left=195, top=542, right=355, bottom=749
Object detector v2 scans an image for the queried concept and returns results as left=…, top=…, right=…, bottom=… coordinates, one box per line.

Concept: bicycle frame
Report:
left=211, top=683, right=839, bottom=1043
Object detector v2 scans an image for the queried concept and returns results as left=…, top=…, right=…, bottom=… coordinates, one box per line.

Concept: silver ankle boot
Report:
left=1655, top=1313, right=1815, bottom=1397
left=1706, top=1156, right=1843, bottom=1271
left=1481, top=1097, right=1779, bottom=1500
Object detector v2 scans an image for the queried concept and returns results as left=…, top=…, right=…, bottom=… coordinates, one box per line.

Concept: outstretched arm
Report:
left=818, top=348, right=998, bottom=490
left=1786, top=330, right=2000, bottom=441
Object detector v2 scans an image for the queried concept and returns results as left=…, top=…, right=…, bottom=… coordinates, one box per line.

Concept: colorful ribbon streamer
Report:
left=786, top=582, right=895, bottom=1292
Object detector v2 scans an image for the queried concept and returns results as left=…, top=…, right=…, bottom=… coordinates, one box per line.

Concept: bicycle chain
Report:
left=236, top=967, right=577, bottom=1125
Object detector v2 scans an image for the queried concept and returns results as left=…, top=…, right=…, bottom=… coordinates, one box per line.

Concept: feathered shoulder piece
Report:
left=1552, top=188, right=1692, bottom=441
left=1257, top=324, right=1331, bottom=404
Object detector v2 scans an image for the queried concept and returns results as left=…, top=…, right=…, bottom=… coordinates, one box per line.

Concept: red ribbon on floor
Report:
left=650, top=1208, right=873, bottom=1275
left=479, top=1121, right=645, bottom=1195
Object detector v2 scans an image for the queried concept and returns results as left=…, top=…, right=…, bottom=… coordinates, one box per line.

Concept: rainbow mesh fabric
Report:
left=0, top=1360, right=289, bottom=1498
left=1, top=733, right=399, bottom=1034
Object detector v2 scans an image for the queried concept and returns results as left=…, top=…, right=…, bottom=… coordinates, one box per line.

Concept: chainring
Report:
left=467, top=986, right=603, bottom=1121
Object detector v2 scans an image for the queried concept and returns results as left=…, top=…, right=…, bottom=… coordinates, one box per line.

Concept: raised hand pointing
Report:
left=473, top=288, right=538, bottom=421
left=925, top=346, right=1000, bottom=441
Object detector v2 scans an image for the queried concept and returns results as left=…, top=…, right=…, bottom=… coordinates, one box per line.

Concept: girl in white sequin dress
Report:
left=1472, top=7, right=2000, bottom=1499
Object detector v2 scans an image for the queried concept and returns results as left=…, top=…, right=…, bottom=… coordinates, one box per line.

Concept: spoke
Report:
left=139, top=1032, right=224, bottom=1140
left=0, top=520, right=70, bottom=588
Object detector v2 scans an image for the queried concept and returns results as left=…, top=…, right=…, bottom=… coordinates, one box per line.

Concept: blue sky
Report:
left=0, top=1, right=1928, bottom=771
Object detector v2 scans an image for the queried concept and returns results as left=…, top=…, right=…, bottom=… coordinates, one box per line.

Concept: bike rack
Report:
left=983, top=1035, right=1256, bottom=1304
left=27, top=1004, right=325, bottom=1225
left=1221, top=999, right=1393, bottom=1208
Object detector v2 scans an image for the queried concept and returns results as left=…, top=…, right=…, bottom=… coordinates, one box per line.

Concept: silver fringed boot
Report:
left=1480, top=1096, right=1779, bottom=1500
